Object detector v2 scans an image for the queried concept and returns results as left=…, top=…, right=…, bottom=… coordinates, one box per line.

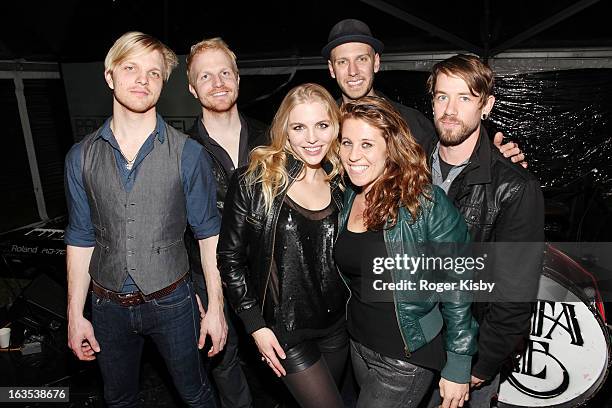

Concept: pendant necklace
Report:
left=119, top=148, right=137, bottom=170
left=111, top=121, right=137, bottom=170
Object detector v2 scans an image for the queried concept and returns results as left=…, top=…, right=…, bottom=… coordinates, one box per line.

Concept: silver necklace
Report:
left=111, top=122, right=138, bottom=170
left=118, top=149, right=137, bottom=170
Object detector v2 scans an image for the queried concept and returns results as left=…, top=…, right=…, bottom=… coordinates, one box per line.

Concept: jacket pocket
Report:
left=152, top=238, right=183, bottom=254
left=245, top=214, right=263, bottom=232
left=377, top=353, right=420, bottom=375
left=459, top=203, right=497, bottom=227
left=93, top=223, right=106, bottom=240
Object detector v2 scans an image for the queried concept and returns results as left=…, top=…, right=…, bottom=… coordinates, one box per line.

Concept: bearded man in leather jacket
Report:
left=426, top=54, right=545, bottom=408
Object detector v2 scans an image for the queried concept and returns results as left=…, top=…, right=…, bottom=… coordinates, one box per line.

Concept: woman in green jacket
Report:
left=335, top=96, right=478, bottom=408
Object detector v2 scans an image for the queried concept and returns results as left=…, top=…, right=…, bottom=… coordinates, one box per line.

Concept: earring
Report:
left=481, top=112, right=489, bottom=120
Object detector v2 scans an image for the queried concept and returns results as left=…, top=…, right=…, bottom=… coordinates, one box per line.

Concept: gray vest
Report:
left=82, top=124, right=189, bottom=294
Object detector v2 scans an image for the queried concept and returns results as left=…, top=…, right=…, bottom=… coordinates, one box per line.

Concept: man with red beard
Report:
left=64, top=32, right=222, bottom=407
left=427, top=54, right=544, bottom=408
left=184, top=37, right=268, bottom=408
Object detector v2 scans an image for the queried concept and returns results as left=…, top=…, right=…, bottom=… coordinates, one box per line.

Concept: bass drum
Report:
left=498, top=245, right=611, bottom=408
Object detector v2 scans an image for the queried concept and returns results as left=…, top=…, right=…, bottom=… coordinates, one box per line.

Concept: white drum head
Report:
left=498, top=274, right=609, bottom=407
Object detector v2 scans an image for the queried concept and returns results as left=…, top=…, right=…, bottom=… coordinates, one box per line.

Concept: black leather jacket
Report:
left=442, top=128, right=545, bottom=380
left=217, top=154, right=344, bottom=334
left=186, top=113, right=268, bottom=212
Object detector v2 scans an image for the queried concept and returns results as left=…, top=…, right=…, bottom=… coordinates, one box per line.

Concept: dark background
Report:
left=0, top=1, right=611, bottom=407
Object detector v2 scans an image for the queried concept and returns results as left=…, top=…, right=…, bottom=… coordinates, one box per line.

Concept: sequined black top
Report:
left=268, top=195, right=347, bottom=348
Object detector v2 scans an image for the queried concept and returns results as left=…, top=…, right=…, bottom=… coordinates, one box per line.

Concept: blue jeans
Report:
left=92, top=280, right=216, bottom=408
left=351, top=340, right=434, bottom=408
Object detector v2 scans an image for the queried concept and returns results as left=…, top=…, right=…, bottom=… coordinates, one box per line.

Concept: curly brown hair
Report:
left=340, top=96, right=431, bottom=230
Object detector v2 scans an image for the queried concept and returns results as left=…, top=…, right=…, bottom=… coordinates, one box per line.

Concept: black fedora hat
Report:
left=321, top=19, right=384, bottom=60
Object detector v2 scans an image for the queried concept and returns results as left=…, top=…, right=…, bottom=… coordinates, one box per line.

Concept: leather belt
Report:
left=91, top=274, right=190, bottom=307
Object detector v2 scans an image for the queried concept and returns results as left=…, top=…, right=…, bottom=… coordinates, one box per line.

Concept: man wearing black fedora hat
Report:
left=323, top=18, right=437, bottom=156
left=322, top=18, right=525, bottom=162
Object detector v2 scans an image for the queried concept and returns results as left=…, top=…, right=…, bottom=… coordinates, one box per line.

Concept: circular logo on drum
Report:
left=498, top=274, right=609, bottom=407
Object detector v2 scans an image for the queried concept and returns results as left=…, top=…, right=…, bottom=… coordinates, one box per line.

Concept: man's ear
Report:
left=328, top=60, right=336, bottom=79
left=483, top=95, right=495, bottom=116
left=188, top=83, right=199, bottom=99
left=104, top=70, right=114, bottom=90
left=373, top=53, right=381, bottom=74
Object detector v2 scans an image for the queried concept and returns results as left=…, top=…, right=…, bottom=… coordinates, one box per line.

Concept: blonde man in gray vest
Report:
left=64, top=32, right=225, bottom=408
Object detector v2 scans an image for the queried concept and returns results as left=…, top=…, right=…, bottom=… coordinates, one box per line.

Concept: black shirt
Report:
left=195, top=114, right=251, bottom=176
left=270, top=196, right=347, bottom=348
left=439, top=156, right=454, bottom=180
left=335, top=228, right=444, bottom=371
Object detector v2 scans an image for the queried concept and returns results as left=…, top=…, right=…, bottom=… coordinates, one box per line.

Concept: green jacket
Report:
left=339, top=185, right=478, bottom=383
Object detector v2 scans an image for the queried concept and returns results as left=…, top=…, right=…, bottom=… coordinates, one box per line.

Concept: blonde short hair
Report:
left=104, top=31, right=178, bottom=82
left=186, top=37, right=238, bottom=85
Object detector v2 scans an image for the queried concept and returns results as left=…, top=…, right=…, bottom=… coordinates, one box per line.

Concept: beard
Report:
left=201, top=89, right=238, bottom=113
left=435, top=115, right=480, bottom=147
left=114, top=89, right=159, bottom=114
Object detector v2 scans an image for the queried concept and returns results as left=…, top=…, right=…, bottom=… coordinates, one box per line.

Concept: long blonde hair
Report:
left=246, top=83, right=342, bottom=211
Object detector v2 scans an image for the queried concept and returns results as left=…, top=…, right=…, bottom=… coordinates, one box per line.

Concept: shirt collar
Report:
left=97, top=114, right=166, bottom=144
left=198, top=112, right=247, bottom=137
left=431, top=126, right=491, bottom=186
left=432, top=142, right=471, bottom=168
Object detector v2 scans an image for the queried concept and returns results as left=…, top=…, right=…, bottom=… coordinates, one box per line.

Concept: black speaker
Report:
left=17, top=273, right=67, bottom=323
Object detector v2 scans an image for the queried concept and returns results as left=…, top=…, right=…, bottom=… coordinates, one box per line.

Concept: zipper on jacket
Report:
left=334, top=231, right=352, bottom=322
left=384, top=228, right=412, bottom=358
left=334, top=189, right=353, bottom=321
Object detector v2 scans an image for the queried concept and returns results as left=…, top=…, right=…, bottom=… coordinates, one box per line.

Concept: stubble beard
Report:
left=435, top=116, right=479, bottom=147
left=202, top=92, right=238, bottom=114
left=114, top=90, right=158, bottom=115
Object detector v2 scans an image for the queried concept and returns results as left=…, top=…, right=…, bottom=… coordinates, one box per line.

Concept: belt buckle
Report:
left=117, top=291, right=144, bottom=306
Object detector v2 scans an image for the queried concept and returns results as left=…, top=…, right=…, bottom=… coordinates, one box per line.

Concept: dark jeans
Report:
left=194, top=275, right=252, bottom=408
left=92, top=280, right=216, bottom=408
left=468, top=374, right=500, bottom=408
left=351, top=340, right=434, bottom=408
